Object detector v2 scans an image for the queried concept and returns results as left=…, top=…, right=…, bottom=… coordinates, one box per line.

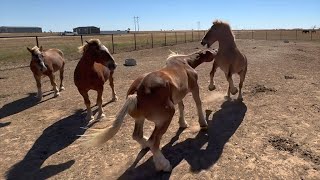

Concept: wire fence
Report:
left=0, top=29, right=319, bottom=64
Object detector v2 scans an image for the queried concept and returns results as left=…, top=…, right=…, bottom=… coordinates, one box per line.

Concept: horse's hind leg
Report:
left=48, top=73, right=59, bottom=97
left=132, top=117, right=148, bottom=149
left=59, top=63, right=65, bottom=91
left=109, top=72, right=118, bottom=101
left=96, top=88, right=105, bottom=119
left=191, top=84, right=208, bottom=128
left=34, top=74, right=42, bottom=100
left=225, top=71, right=238, bottom=99
left=208, top=62, right=218, bottom=91
left=148, top=104, right=174, bottom=172
left=80, top=90, right=94, bottom=121
left=237, top=67, right=247, bottom=101
left=178, top=101, right=188, bottom=128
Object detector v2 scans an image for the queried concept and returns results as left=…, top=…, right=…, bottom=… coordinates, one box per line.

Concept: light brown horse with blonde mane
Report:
left=83, top=49, right=217, bottom=172
left=74, top=39, right=117, bottom=122
left=27, top=46, right=65, bottom=101
left=201, top=20, right=247, bottom=101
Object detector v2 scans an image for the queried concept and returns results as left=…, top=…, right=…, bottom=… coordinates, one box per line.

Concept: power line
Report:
left=133, top=16, right=140, bottom=32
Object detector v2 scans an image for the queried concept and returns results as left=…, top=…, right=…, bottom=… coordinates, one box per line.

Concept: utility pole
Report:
left=133, top=16, right=140, bottom=32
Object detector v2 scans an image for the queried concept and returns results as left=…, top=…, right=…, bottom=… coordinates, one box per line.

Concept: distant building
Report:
left=73, top=26, right=100, bottom=34
left=0, top=26, right=42, bottom=33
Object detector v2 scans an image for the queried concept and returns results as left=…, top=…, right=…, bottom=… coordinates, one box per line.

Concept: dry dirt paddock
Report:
left=0, top=40, right=319, bottom=180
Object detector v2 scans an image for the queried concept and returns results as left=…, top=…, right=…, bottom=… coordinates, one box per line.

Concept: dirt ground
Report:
left=0, top=40, right=319, bottom=180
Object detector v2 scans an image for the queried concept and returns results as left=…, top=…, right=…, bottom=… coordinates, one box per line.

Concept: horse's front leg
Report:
left=178, top=101, right=188, bottom=128
left=48, top=73, right=59, bottom=97
left=34, top=74, right=42, bottom=100
left=96, top=88, right=105, bottom=120
left=79, top=90, right=94, bottom=122
left=208, top=62, right=218, bottom=91
left=109, top=72, right=118, bottom=101
left=191, top=84, right=208, bottom=129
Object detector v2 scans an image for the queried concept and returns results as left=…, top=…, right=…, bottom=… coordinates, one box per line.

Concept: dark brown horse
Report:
left=83, top=49, right=217, bottom=172
left=201, top=20, right=248, bottom=101
left=27, top=46, right=65, bottom=101
left=74, top=39, right=117, bottom=122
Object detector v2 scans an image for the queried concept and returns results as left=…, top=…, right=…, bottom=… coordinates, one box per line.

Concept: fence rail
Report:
left=0, top=30, right=319, bottom=63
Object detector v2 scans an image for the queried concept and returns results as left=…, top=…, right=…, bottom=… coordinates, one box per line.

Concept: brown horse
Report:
left=27, top=46, right=65, bottom=101
left=83, top=49, right=217, bottom=172
left=201, top=20, right=247, bottom=101
left=74, top=39, right=117, bottom=122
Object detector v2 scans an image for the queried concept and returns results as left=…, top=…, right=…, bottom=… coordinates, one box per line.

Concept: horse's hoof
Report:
left=112, top=96, right=118, bottom=102
left=230, top=87, right=238, bottom=95
left=200, top=125, right=208, bottom=130
left=97, top=113, right=106, bottom=119
left=36, top=96, right=42, bottom=101
left=237, top=96, right=243, bottom=102
left=224, top=96, right=231, bottom=101
left=86, top=115, right=94, bottom=121
left=59, top=87, right=65, bottom=91
left=208, top=84, right=216, bottom=91
left=155, top=158, right=172, bottom=172
left=179, top=121, right=189, bottom=128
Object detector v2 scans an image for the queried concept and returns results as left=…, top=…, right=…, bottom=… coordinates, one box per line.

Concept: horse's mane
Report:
left=78, top=39, right=102, bottom=53
left=30, top=46, right=41, bottom=54
left=167, top=50, right=201, bottom=60
left=213, top=20, right=235, bottom=40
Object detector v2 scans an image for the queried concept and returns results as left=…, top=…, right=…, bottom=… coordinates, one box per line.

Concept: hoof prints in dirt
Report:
left=269, top=136, right=320, bottom=166
left=250, top=84, right=276, bottom=95
left=311, top=104, right=320, bottom=113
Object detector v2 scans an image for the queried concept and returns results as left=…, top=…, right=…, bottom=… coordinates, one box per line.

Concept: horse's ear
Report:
left=39, top=46, right=43, bottom=51
left=27, top=47, right=32, bottom=53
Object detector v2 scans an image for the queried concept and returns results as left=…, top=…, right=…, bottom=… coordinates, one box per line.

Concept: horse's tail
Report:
left=85, top=94, right=138, bottom=147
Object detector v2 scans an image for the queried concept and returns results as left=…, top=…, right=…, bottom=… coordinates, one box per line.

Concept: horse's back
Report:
left=43, top=49, right=65, bottom=72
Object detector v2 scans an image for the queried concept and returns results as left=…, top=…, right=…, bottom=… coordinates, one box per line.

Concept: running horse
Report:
left=201, top=20, right=248, bottom=101
left=83, top=49, right=217, bottom=172
left=74, top=39, right=117, bottom=122
left=27, top=46, right=65, bottom=101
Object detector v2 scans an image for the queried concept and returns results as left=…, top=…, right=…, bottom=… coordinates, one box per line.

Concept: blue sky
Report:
left=0, top=0, right=319, bottom=32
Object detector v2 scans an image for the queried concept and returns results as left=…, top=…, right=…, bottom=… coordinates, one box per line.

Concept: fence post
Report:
left=184, top=32, right=187, bottom=43
left=280, top=30, right=282, bottom=40
left=80, top=35, right=83, bottom=45
left=198, top=31, right=200, bottom=40
left=266, top=31, right=267, bottom=40
left=296, top=30, right=298, bottom=40
left=251, top=30, right=254, bottom=39
left=111, top=34, right=114, bottom=54
left=36, top=36, right=39, bottom=47
left=134, top=33, right=137, bottom=50
left=175, top=32, right=177, bottom=44
left=192, top=31, right=194, bottom=41
left=164, top=32, right=167, bottom=46
left=151, top=33, right=153, bottom=48
left=311, top=31, right=313, bottom=40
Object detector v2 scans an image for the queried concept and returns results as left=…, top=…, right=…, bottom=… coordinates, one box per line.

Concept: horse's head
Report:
left=27, top=46, right=47, bottom=72
left=187, top=49, right=217, bottom=68
left=79, top=39, right=117, bottom=71
left=201, top=20, right=233, bottom=48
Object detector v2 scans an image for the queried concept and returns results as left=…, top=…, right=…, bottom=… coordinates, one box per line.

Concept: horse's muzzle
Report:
left=108, top=63, right=117, bottom=70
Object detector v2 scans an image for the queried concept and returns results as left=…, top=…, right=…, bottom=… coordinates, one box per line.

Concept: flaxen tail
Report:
left=85, top=94, right=137, bottom=147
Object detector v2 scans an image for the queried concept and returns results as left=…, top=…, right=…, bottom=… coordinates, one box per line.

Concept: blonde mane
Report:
left=78, top=39, right=102, bottom=53
left=30, top=46, right=41, bottom=54
left=167, top=50, right=192, bottom=60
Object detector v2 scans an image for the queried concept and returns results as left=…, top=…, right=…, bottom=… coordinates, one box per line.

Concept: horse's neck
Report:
left=80, top=53, right=97, bottom=65
left=186, top=55, right=202, bottom=69
left=218, top=39, right=237, bottom=52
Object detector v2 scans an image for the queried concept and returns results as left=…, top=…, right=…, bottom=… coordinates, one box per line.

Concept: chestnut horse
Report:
left=83, top=49, right=217, bottom=172
left=27, top=46, right=65, bottom=100
left=74, top=39, right=117, bottom=122
left=201, top=20, right=247, bottom=101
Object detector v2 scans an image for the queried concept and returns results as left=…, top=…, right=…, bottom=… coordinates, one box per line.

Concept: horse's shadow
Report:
left=118, top=100, right=247, bottom=180
left=0, top=91, right=54, bottom=119
left=5, top=110, right=89, bottom=180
